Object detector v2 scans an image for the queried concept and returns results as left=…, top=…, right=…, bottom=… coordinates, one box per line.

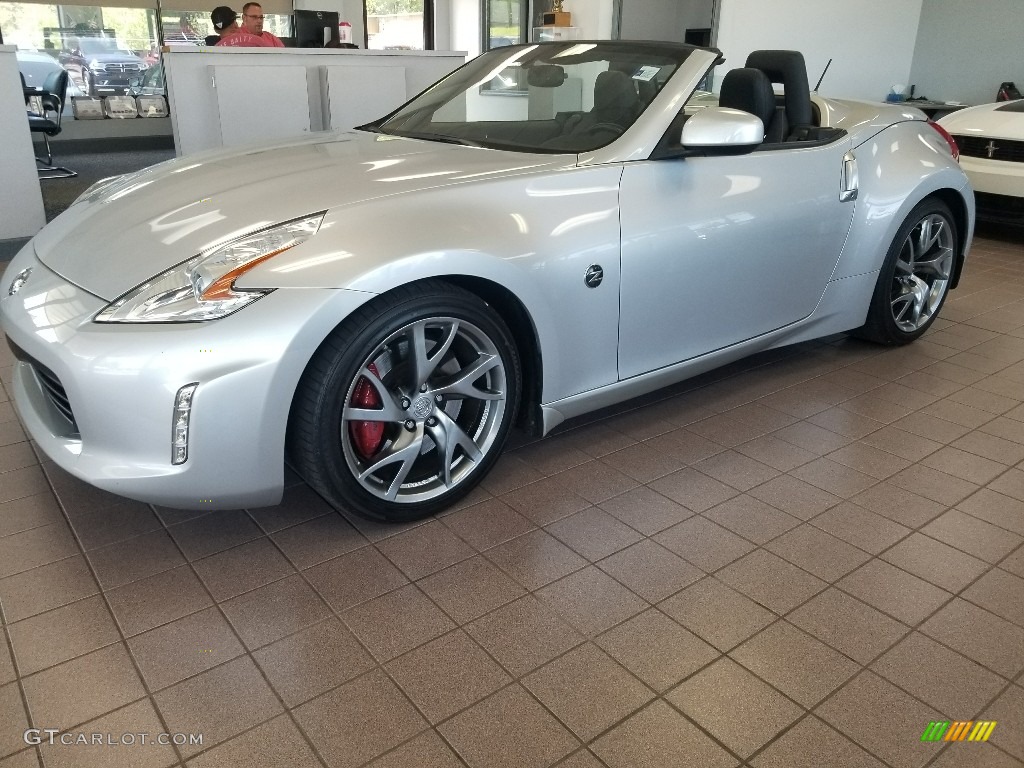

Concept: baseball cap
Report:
left=211, top=6, right=237, bottom=30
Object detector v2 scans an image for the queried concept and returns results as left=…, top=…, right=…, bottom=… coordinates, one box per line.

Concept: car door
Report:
left=617, top=138, right=855, bottom=380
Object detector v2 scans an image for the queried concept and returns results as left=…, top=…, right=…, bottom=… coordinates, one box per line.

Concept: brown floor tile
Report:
left=127, top=605, right=245, bottom=692
left=546, top=508, right=644, bottom=561
left=859, top=425, right=943, bottom=463
left=981, top=416, right=1024, bottom=446
left=0, top=467, right=48, bottom=506
left=597, top=540, right=704, bottom=603
left=0, top=445, right=32, bottom=478
left=811, top=502, right=911, bottom=555
left=850, top=482, right=947, bottom=528
left=303, top=544, right=408, bottom=611
left=186, top=714, right=321, bottom=768
left=591, top=699, right=737, bottom=768
left=750, top=714, right=886, bottom=768
left=890, top=464, right=981, bottom=506
left=827, top=441, right=912, bottom=480
left=107, top=564, right=213, bottom=637
left=892, top=411, right=972, bottom=444
left=343, top=584, right=455, bottom=662
left=816, top=671, right=945, bottom=768
left=659, top=577, right=775, bottom=652
left=220, top=574, right=330, bottom=650
left=21, top=643, right=145, bottom=731
left=596, top=608, right=719, bottom=692
left=37, top=698, right=178, bottom=768
left=735, top=434, right=817, bottom=472
left=693, top=450, right=780, bottom=492
left=648, top=467, right=738, bottom=512
left=957, top=488, right=1024, bottom=536
left=376, top=521, right=475, bottom=580
left=0, top=642, right=13, bottom=686
left=0, top=493, right=64, bottom=538
left=600, top=441, right=688, bottom=483
left=154, top=656, right=284, bottom=759
left=716, top=549, right=827, bottom=614
left=922, top=446, right=1009, bottom=485
left=838, top=559, right=952, bottom=625
left=748, top=475, right=843, bottom=520
left=556, top=422, right=638, bottom=459
left=773, top=420, right=853, bottom=455
left=500, top=475, right=592, bottom=526
left=1003, top=545, right=1024, bottom=578
left=548, top=461, right=639, bottom=505
left=191, top=537, right=296, bottom=602
left=0, top=555, right=98, bottom=623
left=881, top=533, right=989, bottom=593
left=788, top=588, right=908, bottom=665
left=653, top=516, right=755, bottom=572
left=871, top=632, right=1006, bottom=718
left=165, top=510, right=264, bottom=562
left=0, top=682, right=30, bottom=760
left=685, top=412, right=766, bottom=447
left=67, top=503, right=162, bottom=552
left=85, top=529, right=186, bottom=590
left=989, top=467, right=1024, bottom=503
left=920, top=598, right=1024, bottom=679
left=535, top=566, right=647, bottom=637
left=924, top=510, right=1024, bottom=563
left=483, top=529, right=587, bottom=591
left=963, top=568, right=1024, bottom=627
left=731, top=620, right=860, bottom=707
left=704, top=494, right=801, bottom=545
left=441, top=497, right=536, bottom=551
left=766, top=524, right=872, bottom=582
left=791, top=457, right=878, bottom=498
left=552, top=749, right=605, bottom=768
left=646, top=428, right=727, bottom=466
left=983, top=684, right=1024, bottom=762
left=479, top=455, right=546, bottom=496
left=953, top=430, right=1024, bottom=465
left=513, top=436, right=592, bottom=476
left=466, top=595, right=582, bottom=677
left=806, top=407, right=886, bottom=440
left=386, top=629, right=511, bottom=724
left=597, top=486, right=694, bottom=536
left=438, top=684, right=578, bottom=768
left=667, top=657, right=803, bottom=758
left=417, top=555, right=526, bottom=624
left=270, top=512, right=368, bottom=570
left=252, top=618, right=374, bottom=707
left=0, top=522, right=79, bottom=580
left=364, top=730, right=465, bottom=768
left=8, top=595, right=120, bottom=675
left=246, top=484, right=334, bottom=534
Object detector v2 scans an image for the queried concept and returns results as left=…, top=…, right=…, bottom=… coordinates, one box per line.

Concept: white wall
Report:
left=714, top=0, right=924, bottom=101
left=0, top=47, right=47, bottom=240
left=619, top=0, right=713, bottom=43
left=909, top=0, right=1022, bottom=106
left=449, top=0, right=481, bottom=59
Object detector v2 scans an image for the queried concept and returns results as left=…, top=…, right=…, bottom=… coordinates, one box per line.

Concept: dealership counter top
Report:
left=163, top=46, right=467, bottom=157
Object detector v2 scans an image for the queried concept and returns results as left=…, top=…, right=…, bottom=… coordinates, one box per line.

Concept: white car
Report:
left=940, top=100, right=1024, bottom=224
left=1, top=43, right=973, bottom=522
left=17, top=49, right=83, bottom=101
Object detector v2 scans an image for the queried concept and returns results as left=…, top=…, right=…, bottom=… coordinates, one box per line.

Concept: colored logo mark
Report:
left=921, top=721, right=997, bottom=742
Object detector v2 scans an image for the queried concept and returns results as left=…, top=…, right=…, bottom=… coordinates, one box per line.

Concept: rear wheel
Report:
left=289, top=282, right=521, bottom=522
left=854, top=198, right=957, bottom=345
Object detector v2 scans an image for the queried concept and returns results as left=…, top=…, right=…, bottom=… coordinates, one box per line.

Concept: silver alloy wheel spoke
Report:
left=432, top=354, right=503, bottom=399
left=358, top=430, right=424, bottom=500
left=890, top=213, right=953, bottom=333
left=426, top=410, right=484, bottom=488
left=411, top=319, right=459, bottom=389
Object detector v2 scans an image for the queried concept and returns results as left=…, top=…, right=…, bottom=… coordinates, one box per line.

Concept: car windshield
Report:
left=78, top=37, right=132, bottom=56
left=372, top=41, right=700, bottom=153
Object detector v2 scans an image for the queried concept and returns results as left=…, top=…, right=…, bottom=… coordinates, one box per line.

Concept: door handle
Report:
left=840, top=151, right=858, bottom=202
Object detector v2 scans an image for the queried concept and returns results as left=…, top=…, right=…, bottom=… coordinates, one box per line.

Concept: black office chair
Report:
left=27, top=68, right=78, bottom=179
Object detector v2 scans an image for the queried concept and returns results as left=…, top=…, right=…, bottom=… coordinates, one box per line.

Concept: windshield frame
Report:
left=362, top=41, right=714, bottom=155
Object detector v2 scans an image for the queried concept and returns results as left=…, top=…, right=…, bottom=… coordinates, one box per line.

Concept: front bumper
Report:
left=0, top=244, right=368, bottom=509
left=959, top=155, right=1024, bottom=198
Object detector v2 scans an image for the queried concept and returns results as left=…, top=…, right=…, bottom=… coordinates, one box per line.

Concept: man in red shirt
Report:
left=210, top=6, right=268, bottom=47
left=240, top=2, right=285, bottom=47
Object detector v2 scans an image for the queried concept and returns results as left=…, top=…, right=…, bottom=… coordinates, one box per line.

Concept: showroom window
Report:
left=366, top=0, right=433, bottom=50
left=483, top=0, right=526, bottom=50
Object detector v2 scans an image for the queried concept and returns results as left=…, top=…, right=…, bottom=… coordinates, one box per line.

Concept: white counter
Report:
left=0, top=46, right=47, bottom=241
left=163, top=46, right=466, bottom=157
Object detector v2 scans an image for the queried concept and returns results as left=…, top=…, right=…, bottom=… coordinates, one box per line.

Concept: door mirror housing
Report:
left=680, top=106, right=764, bottom=151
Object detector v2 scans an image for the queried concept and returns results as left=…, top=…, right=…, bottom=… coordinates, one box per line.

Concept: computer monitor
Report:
left=293, top=9, right=339, bottom=48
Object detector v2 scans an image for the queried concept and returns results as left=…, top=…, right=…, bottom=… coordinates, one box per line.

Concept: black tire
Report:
left=288, top=281, right=521, bottom=523
left=854, top=198, right=958, bottom=345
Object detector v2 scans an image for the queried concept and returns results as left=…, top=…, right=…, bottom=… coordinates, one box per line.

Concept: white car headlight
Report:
left=95, top=212, right=325, bottom=323
left=72, top=174, right=125, bottom=206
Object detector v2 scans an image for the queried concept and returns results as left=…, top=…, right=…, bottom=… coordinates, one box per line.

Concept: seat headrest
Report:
left=745, top=50, right=812, bottom=127
left=593, top=70, right=639, bottom=114
left=718, top=68, right=776, bottom=130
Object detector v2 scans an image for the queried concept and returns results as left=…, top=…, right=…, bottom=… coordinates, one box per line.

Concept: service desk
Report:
left=163, top=47, right=466, bottom=157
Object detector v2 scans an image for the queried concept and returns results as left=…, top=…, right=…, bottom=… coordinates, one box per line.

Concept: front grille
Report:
left=953, top=135, right=1024, bottom=163
left=4, top=337, right=79, bottom=435
left=104, top=63, right=142, bottom=74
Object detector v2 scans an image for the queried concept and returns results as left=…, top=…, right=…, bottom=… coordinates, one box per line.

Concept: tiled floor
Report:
left=2, top=229, right=1024, bottom=768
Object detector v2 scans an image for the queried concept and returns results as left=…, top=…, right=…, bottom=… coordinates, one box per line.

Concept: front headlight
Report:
left=89, top=60, right=105, bottom=71
left=95, top=212, right=326, bottom=323
left=71, top=174, right=125, bottom=207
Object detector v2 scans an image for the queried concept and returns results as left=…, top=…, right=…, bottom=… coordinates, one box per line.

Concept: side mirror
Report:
left=680, top=106, right=764, bottom=152
left=128, top=76, right=141, bottom=87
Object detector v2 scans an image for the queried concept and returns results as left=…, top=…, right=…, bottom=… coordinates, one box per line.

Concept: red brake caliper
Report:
left=349, top=363, right=386, bottom=459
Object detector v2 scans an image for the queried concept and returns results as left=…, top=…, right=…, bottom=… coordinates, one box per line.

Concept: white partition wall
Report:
left=0, top=46, right=47, bottom=241
left=164, top=47, right=465, bottom=157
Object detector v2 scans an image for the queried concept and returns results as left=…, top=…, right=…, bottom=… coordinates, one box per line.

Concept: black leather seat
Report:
left=744, top=50, right=814, bottom=142
left=543, top=69, right=642, bottom=150
left=718, top=67, right=776, bottom=141
left=27, top=68, right=77, bottom=179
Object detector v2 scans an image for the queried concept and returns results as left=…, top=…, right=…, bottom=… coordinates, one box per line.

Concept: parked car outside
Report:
left=940, top=100, right=1024, bottom=225
left=17, top=49, right=83, bottom=115
left=59, top=35, right=148, bottom=96
left=1, top=42, right=973, bottom=522
left=126, top=62, right=165, bottom=97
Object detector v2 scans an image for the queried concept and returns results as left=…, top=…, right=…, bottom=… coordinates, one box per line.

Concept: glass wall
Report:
left=484, top=0, right=525, bottom=49
left=366, top=0, right=425, bottom=50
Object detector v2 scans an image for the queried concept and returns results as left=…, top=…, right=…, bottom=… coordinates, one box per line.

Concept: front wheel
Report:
left=854, top=198, right=958, bottom=345
left=288, top=282, right=521, bottom=523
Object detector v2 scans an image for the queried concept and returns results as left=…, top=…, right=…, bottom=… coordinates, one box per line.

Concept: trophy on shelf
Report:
left=542, top=0, right=571, bottom=27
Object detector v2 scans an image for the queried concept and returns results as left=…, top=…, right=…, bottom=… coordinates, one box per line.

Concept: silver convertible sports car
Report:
left=2, top=42, right=973, bottom=522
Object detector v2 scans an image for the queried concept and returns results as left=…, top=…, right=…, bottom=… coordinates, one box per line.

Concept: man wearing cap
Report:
left=210, top=6, right=268, bottom=47
left=240, top=2, right=285, bottom=47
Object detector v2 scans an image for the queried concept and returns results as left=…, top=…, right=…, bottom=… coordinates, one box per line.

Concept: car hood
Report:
left=86, top=53, right=142, bottom=64
left=938, top=100, right=1024, bottom=141
left=35, top=131, right=572, bottom=301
